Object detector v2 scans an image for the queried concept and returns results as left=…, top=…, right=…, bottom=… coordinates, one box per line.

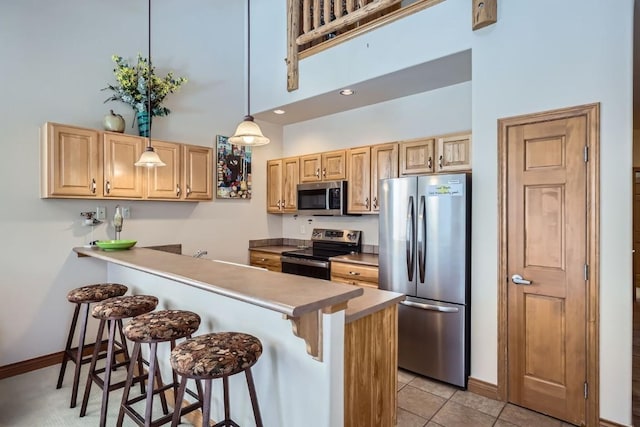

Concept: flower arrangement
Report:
left=102, top=54, right=187, bottom=117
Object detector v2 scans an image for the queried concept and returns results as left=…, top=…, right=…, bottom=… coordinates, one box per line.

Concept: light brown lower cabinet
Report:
left=331, top=261, right=379, bottom=288
left=249, top=250, right=282, bottom=272
left=344, top=304, right=398, bottom=426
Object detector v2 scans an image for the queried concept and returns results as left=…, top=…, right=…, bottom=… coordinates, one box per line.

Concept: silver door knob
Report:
left=511, top=274, right=532, bottom=285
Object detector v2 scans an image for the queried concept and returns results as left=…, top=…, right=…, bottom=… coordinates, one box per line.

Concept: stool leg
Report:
left=144, top=342, right=158, bottom=425
left=99, top=319, right=117, bottom=427
left=222, top=376, right=230, bottom=423
left=70, top=302, right=90, bottom=408
left=80, top=318, right=106, bottom=417
left=152, top=349, right=170, bottom=415
left=170, top=376, right=189, bottom=427
left=115, top=319, right=130, bottom=368
left=245, top=368, right=263, bottom=427
left=116, top=341, right=141, bottom=427
left=203, top=379, right=212, bottom=427
left=56, top=303, right=80, bottom=390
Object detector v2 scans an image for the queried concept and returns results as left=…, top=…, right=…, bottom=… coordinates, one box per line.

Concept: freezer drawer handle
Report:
left=511, top=274, right=532, bottom=285
left=400, top=300, right=459, bottom=313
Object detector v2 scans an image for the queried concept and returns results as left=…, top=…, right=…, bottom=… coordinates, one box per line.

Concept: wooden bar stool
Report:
left=170, top=332, right=264, bottom=427
left=56, top=283, right=128, bottom=408
left=80, top=294, right=159, bottom=427
left=117, top=309, right=202, bottom=427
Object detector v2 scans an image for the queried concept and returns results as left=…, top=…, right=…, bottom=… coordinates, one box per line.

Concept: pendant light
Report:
left=229, top=0, right=270, bottom=147
left=135, top=0, right=166, bottom=167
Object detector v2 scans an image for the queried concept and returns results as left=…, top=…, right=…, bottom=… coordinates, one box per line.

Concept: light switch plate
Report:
left=122, top=206, right=131, bottom=218
left=96, top=206, right=106, bottom=221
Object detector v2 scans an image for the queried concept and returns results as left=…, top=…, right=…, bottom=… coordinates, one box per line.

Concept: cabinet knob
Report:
left=90, top=178, right=96, bottom=194
left=315, top=168, right=320, bottom=178
left=186, top=185, right=192, bottom=196
left=105, top=181, right=111, bottom=194
left=365, top=197, right=369, bottom=209
left=439, top=155, right=443, bottom=169
left=349, top=271, right=361, bottom=276
left=277, top=199, right=281, bottom=208
left=282, top=199, right=285, bottom=209
left=176, top=184, right=181, bottom=197
left=322, top=168, right=326, bottom=177
left=373, top=197, right=377, bottom=209
left=428, top=157, right=432, bottom=169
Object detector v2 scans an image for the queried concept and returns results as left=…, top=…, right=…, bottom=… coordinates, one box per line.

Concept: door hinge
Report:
left=584, top=381, right=588, bottom=399
left=584, top=264, right=589, bottom=281
left=584, top=146, right=589, bottom=162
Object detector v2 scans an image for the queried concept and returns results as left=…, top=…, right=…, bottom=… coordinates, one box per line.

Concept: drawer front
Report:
left=331, top=262, right=379, bottom=284
left=331, top=276, right=379, bottom=289
left=249, top=251, right=282, bottom=272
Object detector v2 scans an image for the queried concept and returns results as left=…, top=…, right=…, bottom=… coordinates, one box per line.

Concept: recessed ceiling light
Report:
left=339, top=89, right=355, bottom=96
left=273, top=109, right=285, bottom=115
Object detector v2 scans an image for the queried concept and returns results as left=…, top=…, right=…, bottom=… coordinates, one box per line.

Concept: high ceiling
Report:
left=253, top=50, right=471, bottom=126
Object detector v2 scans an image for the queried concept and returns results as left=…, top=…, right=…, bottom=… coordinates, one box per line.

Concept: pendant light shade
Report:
left=135, top=146, right=166, bottom=167
left=230, top=0, right=270, bottom=147
left=229, top=115, right=270, bottom=146
left=135, top=0, right=165, bottom=167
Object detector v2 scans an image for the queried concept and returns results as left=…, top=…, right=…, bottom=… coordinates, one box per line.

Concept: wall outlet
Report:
left=121, top=206, right=131, bottom=219
left=299, top=224, right=306, bottom=235
left=96, top=206, right=106, bottom=221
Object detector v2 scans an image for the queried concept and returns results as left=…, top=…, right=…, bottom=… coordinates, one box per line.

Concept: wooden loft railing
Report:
left=285, top=0, right=497, bottom=92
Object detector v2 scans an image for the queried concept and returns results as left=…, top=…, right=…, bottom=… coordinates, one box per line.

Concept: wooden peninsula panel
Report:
left=345, top=303, right=398, bottom=426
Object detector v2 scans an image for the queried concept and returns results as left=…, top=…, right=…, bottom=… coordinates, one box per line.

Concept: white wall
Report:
left=471, top=1, right=633, bottom=424
left=0, top=0, right=284, bottom=366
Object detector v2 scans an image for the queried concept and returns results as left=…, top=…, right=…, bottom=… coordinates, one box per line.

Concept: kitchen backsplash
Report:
left=249, top=238, right=378, bottom=254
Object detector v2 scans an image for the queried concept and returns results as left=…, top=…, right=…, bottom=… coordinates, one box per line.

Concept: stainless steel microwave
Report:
left=296, top=180, right=347, bottom=216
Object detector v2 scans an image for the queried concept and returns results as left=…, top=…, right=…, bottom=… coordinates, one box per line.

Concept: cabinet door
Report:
left=103, top=132, right=145, bottom=198
left=282, top=157, right=299, bottom=213
left=146, top=140, right=182, bottom=199
left=399, top=138, right=434, bottom=175
left=299, top=153, right=322, bottom=182
left=436, top=133, right=472, bottom=172
left=347, top=147, right=371, bottom=213
left=322, top=150, right=346, bottom=180
left=184, top=144, right=213, bottom=200
left=371, top=143, right=398, bottom=212
left=266, top=159, right=283, bottom=213
left=42, top=123, right=102, bottom=198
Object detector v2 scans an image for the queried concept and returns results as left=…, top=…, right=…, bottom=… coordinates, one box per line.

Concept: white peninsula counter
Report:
left=73, top=246, right=403, bottom=427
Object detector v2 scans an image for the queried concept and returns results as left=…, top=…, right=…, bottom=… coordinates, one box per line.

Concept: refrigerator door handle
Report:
left=400, top=300, right=460, bottom=313
left=417, top=195, right=426, bottom=283
left=406, top=196, right=415, bottom=282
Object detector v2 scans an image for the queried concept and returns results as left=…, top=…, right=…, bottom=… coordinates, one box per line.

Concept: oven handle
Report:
left=281, top=256, right=329, bottom=269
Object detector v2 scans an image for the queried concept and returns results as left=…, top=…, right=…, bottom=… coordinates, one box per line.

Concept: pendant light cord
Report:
left=246, top=0, right=251, bottom=117
left=147, top=0, right=152, bottom=142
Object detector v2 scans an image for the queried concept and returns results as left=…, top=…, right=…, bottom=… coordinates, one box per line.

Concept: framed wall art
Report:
left=216, top=135, right=252, bottom=199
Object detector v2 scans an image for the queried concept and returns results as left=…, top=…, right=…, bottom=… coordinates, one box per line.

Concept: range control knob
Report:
left=347, top=233, right=355, bottom=240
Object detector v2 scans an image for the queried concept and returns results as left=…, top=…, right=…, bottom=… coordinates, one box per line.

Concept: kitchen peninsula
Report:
left=73, top=246, right=403, bottom=427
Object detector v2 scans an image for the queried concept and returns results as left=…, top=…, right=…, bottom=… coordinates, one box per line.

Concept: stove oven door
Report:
left=281, top=256, right=330, bottom=280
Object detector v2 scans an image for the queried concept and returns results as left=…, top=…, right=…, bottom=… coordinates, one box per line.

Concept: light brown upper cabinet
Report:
left=41, top=122, right=212, bottom=201
left=436, top=133, right=472, bottom=172
left=347, top=143, right=398, bottom=214
left=145, top=140, right=182, bottom=200
left=41, top=122, right=102, bottom=198
left=399, top=133, right=471, bottom=175
left=267, top=157, right=299, bottom=213
left=299, top=150, right=346, bottom=182
left=399, top=137, right=435, bottom=175
left=183, top=144, right=213, bottom=201
left=103, top=132, right=145, bottom=198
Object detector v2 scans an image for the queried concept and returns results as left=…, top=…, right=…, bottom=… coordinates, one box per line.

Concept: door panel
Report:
left=506, top=116, right=586, bottom=424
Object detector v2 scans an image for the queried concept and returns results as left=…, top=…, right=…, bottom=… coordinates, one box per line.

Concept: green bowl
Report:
left=95, top=240, right=137, bottom=251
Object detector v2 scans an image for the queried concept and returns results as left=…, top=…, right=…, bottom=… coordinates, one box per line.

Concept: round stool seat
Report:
left=92, top=295, right=158, bottom=320
left=67, top=283, right=128, bottom=304
left=170, top=332, right=262, bottom=379
left=124, top=310, right=201, bottom=343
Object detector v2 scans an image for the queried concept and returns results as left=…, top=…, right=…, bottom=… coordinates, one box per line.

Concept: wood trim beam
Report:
left=472, top=0, right=497, bottom=30
left=287, top=310, right=323, bottom=361
left=287, top=0, right=300, bottom=91
left=467, top=377, right=499, bottom=400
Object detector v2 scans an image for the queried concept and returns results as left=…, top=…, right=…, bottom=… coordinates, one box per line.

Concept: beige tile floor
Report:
left=396, top=369, right=576, bottom=427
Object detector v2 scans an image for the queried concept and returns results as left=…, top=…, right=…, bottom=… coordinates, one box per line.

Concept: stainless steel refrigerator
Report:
left=379, top=173, right=471, bottom=388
